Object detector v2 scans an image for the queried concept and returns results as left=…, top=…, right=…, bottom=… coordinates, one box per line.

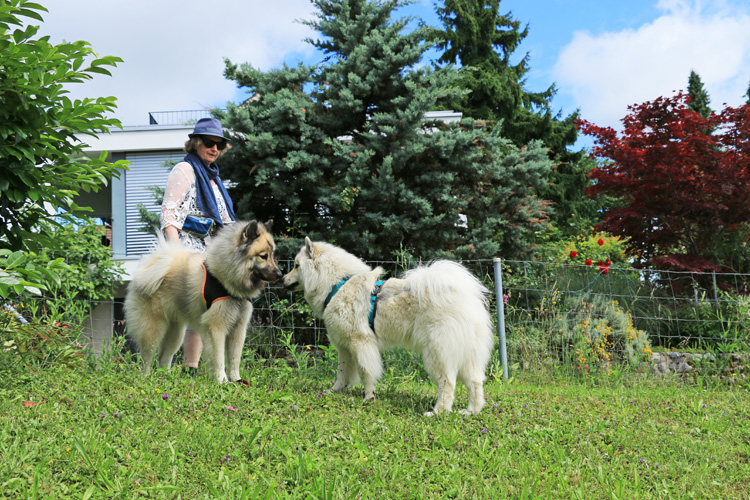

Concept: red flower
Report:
left=585, top=259, right=592, bottom=266
left=597, top=261, right=603, bottom=267
left=569, top=250, right=577, bottom=259
left=598, top=238, right=604, bottom=246
left=602, top=268, right=609, bottom=274
left=605, top=258, right=611, bottom=265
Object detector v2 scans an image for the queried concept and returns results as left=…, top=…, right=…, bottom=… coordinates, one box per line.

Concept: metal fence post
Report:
left=493, top=258, right=509, bottom=380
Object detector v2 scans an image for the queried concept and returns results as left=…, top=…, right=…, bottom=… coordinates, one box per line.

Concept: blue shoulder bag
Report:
left=183, top=216, right=215, bottom=238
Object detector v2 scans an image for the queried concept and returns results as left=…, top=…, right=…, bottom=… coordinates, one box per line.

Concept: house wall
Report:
left=80, top=301, right=114, bottom=357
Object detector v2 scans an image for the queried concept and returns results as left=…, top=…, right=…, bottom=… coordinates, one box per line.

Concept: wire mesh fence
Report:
left=500, top=259, right=750, bottom=378
left=227, top=258, right=750, bottom=379
left=5, top=258, right=750, bottom=379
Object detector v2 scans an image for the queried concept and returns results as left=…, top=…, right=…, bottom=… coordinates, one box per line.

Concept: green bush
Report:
left=0, top=311, right=86, bottom=372
left=16, top=223, right=125, bottom=327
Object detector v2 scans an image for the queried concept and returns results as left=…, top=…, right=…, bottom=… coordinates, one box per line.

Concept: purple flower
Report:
left=492, top=403, right=498, bottom=408
left=114, top=412, right=120, bottom=418
left=289, top=404, right=298, bottom=409
left=99, top=412, right=106, bottom=418
left=523, top=404, right=528, bottom=409
left=227, top=405, right=238, bottom=412
left=481, top=428, right=488, bottom=435
left=162, top=394, right=169, bottom=400
left=404, top=438, right=409, bottom=442
left=316, top=394, right=323, bottom=398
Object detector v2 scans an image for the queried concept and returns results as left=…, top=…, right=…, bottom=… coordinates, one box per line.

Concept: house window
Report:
left=124, top=151, right=184, bottom=255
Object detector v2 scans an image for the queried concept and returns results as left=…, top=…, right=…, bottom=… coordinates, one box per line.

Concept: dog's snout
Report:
left=282, top=273, right=299, bottom=291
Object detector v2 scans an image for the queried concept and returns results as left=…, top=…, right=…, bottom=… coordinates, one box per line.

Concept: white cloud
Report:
left=40, top=0, right=318, bottom=125
left=553, top=0, right=750, bottom=129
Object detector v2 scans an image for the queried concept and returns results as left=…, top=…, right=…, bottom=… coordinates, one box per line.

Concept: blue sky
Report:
left=41, top=0, right=750, bottom=136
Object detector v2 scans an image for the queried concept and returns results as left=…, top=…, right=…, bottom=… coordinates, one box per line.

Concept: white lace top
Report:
left=161, top=161, right=233, bottom=251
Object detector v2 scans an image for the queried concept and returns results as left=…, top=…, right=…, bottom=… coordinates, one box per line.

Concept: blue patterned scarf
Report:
left=183, top=153, right=236, bottom=226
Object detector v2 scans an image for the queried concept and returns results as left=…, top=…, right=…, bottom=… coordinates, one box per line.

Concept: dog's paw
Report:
left=323, top=389, right=332, bottom=395
left=362, top=394, right=376, bottom=403
left=458, top=409, right=474, bottom=416
left=424, top=411, right=436, bottom=418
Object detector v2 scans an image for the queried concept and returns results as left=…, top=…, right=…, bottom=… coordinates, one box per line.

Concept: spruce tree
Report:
left=429, top=0, right=597, bottom=239
left=219, top=0, right=553, bottom=260
left=687, top=70, right=712, bottom=118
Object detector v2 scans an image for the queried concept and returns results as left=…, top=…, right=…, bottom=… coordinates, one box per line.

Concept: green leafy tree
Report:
left=429, top=0, right=597, bottom=239
left=220, top=0, right=554, bottom=260
left=0, top=0, right=127, bottom=253
left=687, top=70, right=712, bottom=118
left=24, top=223, right=125, bottom=324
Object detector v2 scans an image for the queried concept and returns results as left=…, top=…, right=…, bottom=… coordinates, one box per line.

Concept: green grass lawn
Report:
left=1, top=357, right=748, bottom=499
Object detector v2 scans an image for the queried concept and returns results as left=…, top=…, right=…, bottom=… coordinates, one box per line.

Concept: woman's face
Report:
left=196, top=135, right=226, bottom=165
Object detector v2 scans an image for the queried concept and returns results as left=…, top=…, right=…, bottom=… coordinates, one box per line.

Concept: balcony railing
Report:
left=147, top=109, right=217, bottom=126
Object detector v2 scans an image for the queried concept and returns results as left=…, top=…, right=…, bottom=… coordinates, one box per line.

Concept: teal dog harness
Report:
left=324, top=277, right=386, bottom=332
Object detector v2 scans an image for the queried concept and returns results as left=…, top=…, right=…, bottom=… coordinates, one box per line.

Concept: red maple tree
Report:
left=578, top=93, right=750, bottom=280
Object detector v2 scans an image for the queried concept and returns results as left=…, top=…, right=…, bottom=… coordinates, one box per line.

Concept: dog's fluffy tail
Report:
left=402, top=260, right=489, bottom=308
left=403, top=260, right=494, bottom=371
left=128, top=237, right=185, bottom=297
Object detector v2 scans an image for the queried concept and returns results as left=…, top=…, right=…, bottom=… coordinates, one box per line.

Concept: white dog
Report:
left=283, top=237, right=494, bottom=416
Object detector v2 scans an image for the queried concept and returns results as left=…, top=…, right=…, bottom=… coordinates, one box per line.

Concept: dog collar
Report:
left=324, top=277, right=350, bottom=309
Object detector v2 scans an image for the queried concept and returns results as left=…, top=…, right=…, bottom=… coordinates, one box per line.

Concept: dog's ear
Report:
left=242, top=221, right=260, bottom=244
left=304, top=236, right=314, bottom=258
left=263, top=219, right=274, bottom=232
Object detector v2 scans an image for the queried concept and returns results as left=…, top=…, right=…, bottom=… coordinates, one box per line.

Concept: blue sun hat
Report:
left=188, top=117, right=229, bottom=140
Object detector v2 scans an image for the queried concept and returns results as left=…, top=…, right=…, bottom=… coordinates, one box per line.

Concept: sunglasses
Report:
left=200, top=137, right=227, bottom=150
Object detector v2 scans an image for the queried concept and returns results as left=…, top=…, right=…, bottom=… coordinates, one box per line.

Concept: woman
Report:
left=161, top=117, right=236, bottom=375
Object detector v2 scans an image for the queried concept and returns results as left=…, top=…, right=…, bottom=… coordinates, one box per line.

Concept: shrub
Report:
left=553, top=294, right=652, bottom=374
left=16, top=223, right=125, bottom=327
left=0, top=310, right=86, bottom=372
